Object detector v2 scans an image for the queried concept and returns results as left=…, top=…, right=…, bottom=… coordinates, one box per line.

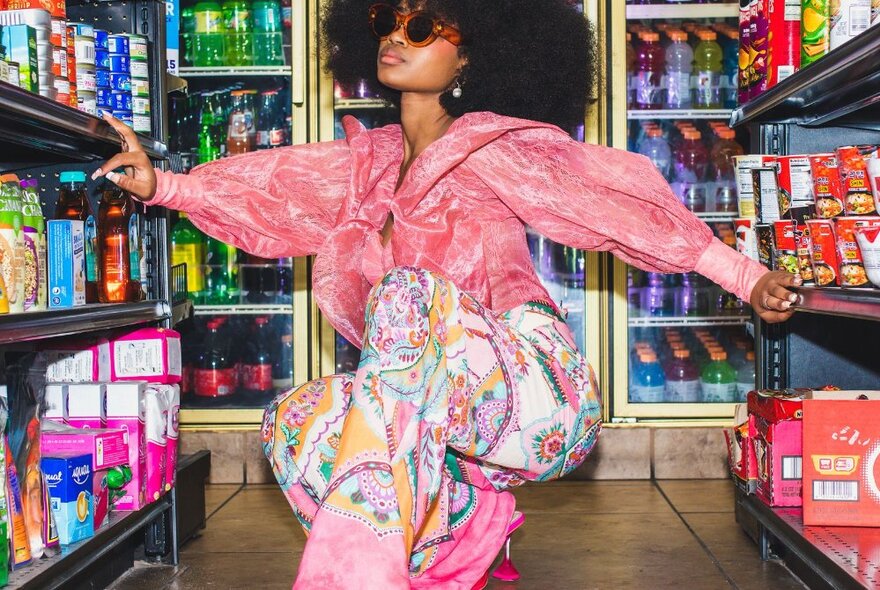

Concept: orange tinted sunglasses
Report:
left=368, top=3, right=462, bottom=47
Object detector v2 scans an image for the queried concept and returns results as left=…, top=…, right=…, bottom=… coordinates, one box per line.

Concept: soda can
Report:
left=132, top=96, right=150, bottom=115
left=130, top=60, right=148, bottom=79
left=109, top=72, right=131, bottom=92
left=112, top=109, right=133, bottom=127
left=94, top=29, right=108, bottom=50
left=131, top=77, right=150, bottom=97
left=94, top=67, right=110, bottom=89
left=126, top=34, right=148, bottom=60
left=76, top=64, right=96, bottom=91
left=74, top=35, right=95, bottom=64
left=109, top=91, right=132, bottom=111
left=72, top=23, right=95, bottom=38
left=77, top=90, right=97, bottom=115
left=109, top=54, right=130, bottom=73
left=96, top=87, right=112, bottom=108
left=107, top=34, right=129, bottom=55
left=95, top=48, right=109, bottom=69
left=133, top=113, right=150, bottom=134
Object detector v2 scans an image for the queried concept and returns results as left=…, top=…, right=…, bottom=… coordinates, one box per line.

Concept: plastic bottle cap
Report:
left=639, top=352, right=658, bottom=362
left=683, top=130, right=702, bottom=140
left=710, top=351, right=728, bottom=361
left=669, top=31, right=688, bottom=42
left=670, top=342, right=686, bottom=351
left=256, top=317, right=269, bottom=325
left=647, top=128, right=664, bottom=138
left=641, top=32, right=659, bottom=42
left=59, top=171, right=87, bottom=184
left=674, top=350, right=691, bottom=359
left=698, top=31, right=718, bottom=41
left=719, top=129, right=736, bottom=140
left=0, top=174, right=21, bottom=184
left=746, top=351, right=755, bottom=361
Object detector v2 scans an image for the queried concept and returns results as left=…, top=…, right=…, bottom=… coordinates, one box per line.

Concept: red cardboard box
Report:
left=748, top=389, right=807, bottom=507
left=803, top=391, right=880, bottom=527
left=725, top=404, right=758, bottom=493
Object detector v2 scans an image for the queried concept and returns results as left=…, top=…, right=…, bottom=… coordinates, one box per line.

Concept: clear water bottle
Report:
left=736, top=350, right=756, bottom=402
left=664, top=31, right=693, bottom=109
left=638, top=127, right=672, bottom=180
left=673, top=129, right=708, bottom=212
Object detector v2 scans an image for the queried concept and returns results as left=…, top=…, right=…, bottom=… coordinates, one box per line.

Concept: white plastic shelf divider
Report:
left=626, top=3, right=740, bottom=20
left=178, top=66, right=292, bottom=77
left=628, top=316, right=751, bottom=328
left=194, top=304, right=292, bottom=316
left=334, top=98, right=392, bottom=110
left=627, top=109, right=735, bottom=120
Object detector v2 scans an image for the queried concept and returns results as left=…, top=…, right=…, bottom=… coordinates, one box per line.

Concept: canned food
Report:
left=109, top=91, right=132, bottom=111
left=95, top=67, right=110, bottom=89
left=77, top=90, right=97, bottom=115
left=96, top=87, right=112, bottom=108
left=74, top=35, right=95, bottom=63
left=95, top=49, right=109, bottom=69
left=131, top=77, right=150, bottom=97
left=76, top=65, right=96, bottom=91
left=107, top=34, right=129, bottom=55
left=51, top=18, right=66, bottom=47
left=109, top=72, right=131, bottom=92
left=113, top=109, right=133, bottom=127
left=126, top=34, right=148, bottom=60
left=72, top=23, right=95, bottom=38
left=95, top=29, right=108, bottom=50
left=132, top=96, right=150, bottom=115
left=133, top=113, right=150, bottom=133
left=109, top=54, right=130, bottom=73
left=130, top=60, right=148, bottom=79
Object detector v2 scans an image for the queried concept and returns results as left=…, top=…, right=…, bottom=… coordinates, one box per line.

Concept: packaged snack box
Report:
left=836, top=145, right=878, bottom=216
left=809, top=153, right=845, bottom=218
left=725, top=403, right=758, bottom=493
left=806, top=219, right=840, bottom=286
left=41, top=454, right=93, bottom=545
left=834, top=216, right=880, bottom=287
left=748, top=389, right=807, bottom=507
left=110, top=328, right=182, bottom=384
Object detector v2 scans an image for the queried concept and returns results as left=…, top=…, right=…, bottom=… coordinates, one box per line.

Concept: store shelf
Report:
left=628, top=315, right=751, bottom=328
left=731, top=25, right=880, bottom=128
left=334, top=98, right=391, bottom=110
left=793, top=287, right=880, bottom=322
left=0, top=301, right=172, bottom=344
left=8, top=494, right=173, bottom=589
left=172, top=300, right=195, bottom=326
left=626, top=3, right=739, bottom=20
left=194, top=303, right=292, bottom=316
left=0, top=81, right=168, bottom=169
left=628, top=109, right=734, bottom=120
left=178, top=66, right=292, bottom=78
left=695, top=211, right=738, bottom=223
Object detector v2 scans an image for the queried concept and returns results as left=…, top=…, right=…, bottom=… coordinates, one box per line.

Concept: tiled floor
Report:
left=110, top=480, right=806, bottom=589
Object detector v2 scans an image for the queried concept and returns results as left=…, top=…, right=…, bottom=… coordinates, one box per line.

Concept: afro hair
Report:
left=322, top=0, right=597, bottom=130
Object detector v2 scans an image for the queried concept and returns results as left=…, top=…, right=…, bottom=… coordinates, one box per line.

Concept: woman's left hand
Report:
left=750, top=270, right=803, bottom=323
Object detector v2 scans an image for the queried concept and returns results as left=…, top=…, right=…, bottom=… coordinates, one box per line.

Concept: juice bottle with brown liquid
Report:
left=96, top=181, right=134, bottom=303
left=55, top=171, right=98, bottom=303
left=226, top=89, right=257, bottom=155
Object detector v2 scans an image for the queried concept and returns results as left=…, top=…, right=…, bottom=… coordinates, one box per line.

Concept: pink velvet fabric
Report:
left=152, top=111, right=767, bottom=346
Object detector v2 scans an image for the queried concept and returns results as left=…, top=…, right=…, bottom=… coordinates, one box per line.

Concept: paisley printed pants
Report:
left=262, top=267, right=601, bottom=589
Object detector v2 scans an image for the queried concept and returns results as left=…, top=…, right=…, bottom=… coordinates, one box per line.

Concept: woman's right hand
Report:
left=91, top=112, right=158, bottom=202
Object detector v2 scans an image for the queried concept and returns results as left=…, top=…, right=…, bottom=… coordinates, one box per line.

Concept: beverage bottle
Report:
left=227, top=89, right=257, bottom=155
left=194, top=320, right=238, bottom=397
left=626, top=33, right=635, bottom=108
left=223, top=0, right=253, bottom=66
left=632, top=352, right=666, bottom=403
left=717, top=290, right=746, bottom=315
left=256, top=89, right=288, bottom=149
left=666, top=349, right=701, bottom=403
left=673, top=129, right=708, bottom=212
left=56, top=171, right=98, bottom=303
left=710, top=128, right=743, bottom=212
left=253, top=0, right=284, bottom=66
left=638, top=128, right=672, bottom=180
left=627, top=268, right=645, bottom=317
left=192, top=1, right=225, bottom=67
left=171, top=213, right=206, bottom=301
left=211, top=91, right=229, bottom=158
left=0, top=175, right=25, bottom=313
left=677, top=272, right=711, bottom=316
left=693, top=30, right=724, bottom=109
left=644, top=272, right=676, bottom=316
left=96, top=181, right=135, bottom=303
left=181, top=6, right=196, bottom=67
left=241, top=316, right=274, bottom=395
left=634, top=32, right=664, bottom=110
left=736, top=350, right=756, bottom=401
left=205, top=236, right=239, bottom=303
left=273, top=320, right=293, bottom=389
left=198, top=93, right=221, bottom=163
left=19, top=179, right=46, bottom=312
left=700, top=350, right=737, bottom=402
left=664, top=31, right=693, bottom=109
left=719, top=28, right=739, bottom=108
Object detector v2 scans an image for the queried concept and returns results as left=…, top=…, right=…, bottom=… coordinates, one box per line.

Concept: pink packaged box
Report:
left=44, top=383, right=68, bottom=424
left=748, top=389, right=805, bottom=507
left=65, top=382, right=106, bottom=429
left=151, top=384, right=180, bottom=492
left=105, top=381, right=147, bottom=511
left=110, top=328, right=182, bottom=384
left=41, top=423, right=129, bottom=472
left=40, top=339, right=110, bottom=383
left=144, top=387, right=168, bottom=502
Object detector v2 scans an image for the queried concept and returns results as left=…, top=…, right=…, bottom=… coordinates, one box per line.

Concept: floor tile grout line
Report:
left=206, top=483, right=247, bottom=521
left=652, top=481, right=740, bottom=590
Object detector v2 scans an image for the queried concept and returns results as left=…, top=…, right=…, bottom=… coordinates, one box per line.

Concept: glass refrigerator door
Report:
left=611, top=2, right=754, bottom=421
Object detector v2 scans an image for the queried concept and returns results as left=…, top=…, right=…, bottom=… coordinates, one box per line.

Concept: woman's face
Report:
left=375, top=4, right=465, bottom=96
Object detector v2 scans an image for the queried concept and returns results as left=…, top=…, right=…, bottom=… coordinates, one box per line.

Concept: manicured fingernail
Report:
left=782, top=301, right=792, bottom=309
left=91, top=169, right=102, bottom=180
left=105, top=171, right=119, bottom=183
left=789, top=293, right=798, bottom=302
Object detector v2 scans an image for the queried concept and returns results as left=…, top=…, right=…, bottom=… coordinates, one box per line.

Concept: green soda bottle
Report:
left=223, top=0, right=253, bottom=66
left=171, top=213, right=206, bottom=301
left=198, top=93, right=221, bottom=163
left=253, top=0, right=283, bottom=66
left=700, top=349, right=737, bottom=403
left=192, top=1, right=225, bottom=67
left=693, top=30, right=723, bottom=109
left=205, top=236, right=239, bottom=303
left=181, top=6, right=196, bottom=66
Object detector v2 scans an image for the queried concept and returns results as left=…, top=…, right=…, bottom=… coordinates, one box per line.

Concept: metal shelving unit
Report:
left=793, top=288, right=880, bottom=321
left=628, top=109, right=734, bottom=120
left=628, top=316, right=750, bottom=328
left=179, top=66, right=292, bottom=77
left=626, top=3, right=739, bottom=20
left=194, top=304, right=292, bottom=316
left=334, top=98, right=391, bottom=110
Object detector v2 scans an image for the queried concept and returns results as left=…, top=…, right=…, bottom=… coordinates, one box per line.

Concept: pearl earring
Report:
left=452, top=78, right=463, bottom=98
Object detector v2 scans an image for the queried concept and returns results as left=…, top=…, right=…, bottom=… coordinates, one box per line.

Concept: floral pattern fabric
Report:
left=262, top=267, right=601, bottom=589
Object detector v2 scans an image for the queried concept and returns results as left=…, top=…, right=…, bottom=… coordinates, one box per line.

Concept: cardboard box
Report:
left=1, top=25, right=38, bottom=91
left=725, top=404, right=758, bottom=493
left=47, top=220, right=86, bottom=308
left=41, top=454, right=93, bottom=545
left=803, top=390, right=880, bottom=526
left=41, top=424, right=128, bottom=471
left=40, top=338, right=111, bottom=383
left=65, top=382, right=106, bottom=429
left=105, top=381, right=147, bottom=510
left=110, top=328, right=182, bottom=384
left=748, top=389, right=807, bottom=506
left=5, top=0, right=66, bottom=18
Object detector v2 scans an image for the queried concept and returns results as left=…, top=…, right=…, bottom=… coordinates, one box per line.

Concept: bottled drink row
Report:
left=628, top=267, right=748, bottom=318
left=0, top=172, right=147, bottom=313
left=630, top=326, right=755, bottom=404
left=627, top=22, right=738, bottom=110
left=168, top=86, right=291, bottom=163
left=632, top=119, right=744, bottom=213
left=179, top=315, right=293, bottom=399
left=171, top=213, right=292, bottom=305
left=181, top=0, right=288, bottom=67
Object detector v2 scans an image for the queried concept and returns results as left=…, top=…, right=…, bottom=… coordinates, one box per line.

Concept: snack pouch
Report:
left=809, top=153, right=845, bottom=218
left=834, top=217, right=880, bottom=287
left=806, top=219, right=840, bottom=286
left=836, top=145, right=879, bottom=216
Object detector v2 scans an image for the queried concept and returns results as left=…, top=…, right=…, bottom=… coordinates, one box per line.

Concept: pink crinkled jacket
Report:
left=152, top=111, right=767, bottom=347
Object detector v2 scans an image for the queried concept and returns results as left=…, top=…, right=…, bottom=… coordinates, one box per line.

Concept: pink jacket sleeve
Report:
left=467, top=128, right=768, bottom=302
left=151, top=139, right=352, bottom=258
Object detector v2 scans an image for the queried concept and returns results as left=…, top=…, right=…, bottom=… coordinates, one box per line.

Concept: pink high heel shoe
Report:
left=471, top=511, right=525, bottom=589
